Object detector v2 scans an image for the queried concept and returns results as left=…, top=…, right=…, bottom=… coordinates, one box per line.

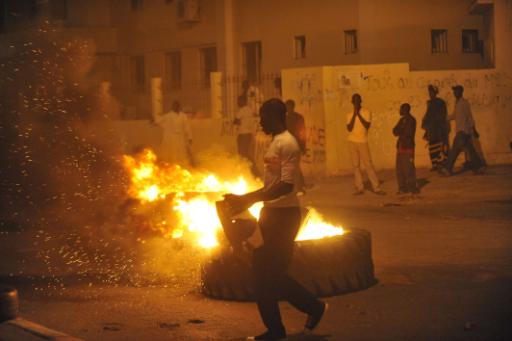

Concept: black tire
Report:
left=201, top=228, right=376, bottom=301
left=0, top=285, right=19, bottom=322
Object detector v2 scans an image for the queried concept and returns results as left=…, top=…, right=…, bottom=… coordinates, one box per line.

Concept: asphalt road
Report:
left=1, top=165, right=512, bottom=341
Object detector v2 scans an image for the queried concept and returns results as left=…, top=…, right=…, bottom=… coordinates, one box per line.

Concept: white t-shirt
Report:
left=346, top=108, right=372, bottom=143
left=263, top=130, right=300, bottom=208
left=235, top=106, right=256, bottom=135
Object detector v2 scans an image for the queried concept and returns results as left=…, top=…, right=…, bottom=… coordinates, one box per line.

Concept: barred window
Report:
left=344, top=30, right=358, bottom=54
left=294, top=35, right=306, bottom=59
left=462, top=29, right=479, bottom=53
left=431, top=29, right=448, bottom=53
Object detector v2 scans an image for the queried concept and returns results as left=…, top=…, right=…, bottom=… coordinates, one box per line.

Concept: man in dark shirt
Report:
left=393, top=103, right=419, bottom=194
left=421, top=85, right=449, bottom=171
left=285, top=99, right=307, bottom=193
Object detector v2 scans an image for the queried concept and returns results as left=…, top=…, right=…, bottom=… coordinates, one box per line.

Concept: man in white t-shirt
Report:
left=346, top=93, right=385, bottom=195
left=224, top=99, right=327, bottom=340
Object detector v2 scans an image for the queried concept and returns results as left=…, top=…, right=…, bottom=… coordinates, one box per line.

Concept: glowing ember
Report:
left=122, top=148, right=344, bottom=249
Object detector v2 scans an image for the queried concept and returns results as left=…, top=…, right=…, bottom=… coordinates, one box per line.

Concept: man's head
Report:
left=400, top=103, right=411, bottom=116
left=351, top=93, right=362, bottom=109
left=285, top=99, right=295, bottom=114
left=452, top=85, right=464, bottom=99
left=259, top=98, right=287, bottom=135
left=172, top=100, right=181, bottom=113
left=428, top=84, right=438, bottom=100
left=237, top=95, right=247, bottom=108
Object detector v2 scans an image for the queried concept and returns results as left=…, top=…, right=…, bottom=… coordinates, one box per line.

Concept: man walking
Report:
left=224, top=99, right=327, bottom=340
left=422, top=85, right=449, bottom=171
left=393, top=103, right=419, bottom=194
left=439, top=85, right=484, bottom=175
left=346, top=93, right=385, bottom=195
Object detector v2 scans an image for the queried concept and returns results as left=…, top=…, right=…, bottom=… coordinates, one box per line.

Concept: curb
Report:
left=0, top=284, right=84, bottom=340
left=0, top=318, right=84, bottom=340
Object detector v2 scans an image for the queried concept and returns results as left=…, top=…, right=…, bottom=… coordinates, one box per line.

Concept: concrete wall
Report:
left=281, top=63, right=512, bottom=176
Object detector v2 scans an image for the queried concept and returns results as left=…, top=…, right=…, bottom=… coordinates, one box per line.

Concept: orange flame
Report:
left=122, top=149, right=343, bottom=248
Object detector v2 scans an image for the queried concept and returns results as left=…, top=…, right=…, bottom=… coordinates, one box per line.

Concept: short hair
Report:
left=401, top=103, right=411, bottom=112
left=352, top=93, right=362, bottom=101
left=452, top=85, right=464, bottom=93
left=428, top=84, right=439, bottom=95
left=285, top=99, right=295, bottom=108
left=260, top=98, right=286, bottom=125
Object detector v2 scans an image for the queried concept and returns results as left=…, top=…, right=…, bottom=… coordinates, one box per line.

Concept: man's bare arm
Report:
left=357, top=111, right=371, bottom=130
left=347, top=112, right=357, bottom=132
left=223, top=182, right=294, bottom=216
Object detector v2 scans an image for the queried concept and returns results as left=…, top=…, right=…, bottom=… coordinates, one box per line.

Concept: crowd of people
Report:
left=154, top=81, right=485, bottom=197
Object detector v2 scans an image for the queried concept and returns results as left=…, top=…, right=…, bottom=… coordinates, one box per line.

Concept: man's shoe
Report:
left=247, top=329, right=286, bottom=340
left=353, top=190, right=364, bottom=196
left=396, top=190, right=408, bottom=195
left=374, top=189, right=386, bottom=195
left=304, top=302, right=328, bottom=333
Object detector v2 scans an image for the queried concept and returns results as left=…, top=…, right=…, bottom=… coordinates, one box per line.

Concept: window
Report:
left=462, top=29, right=480, bottom=53
left=166, top=51, right=182, bottom=89
left=131, top=56, right=145, bottom=90
left=200, top=47, right=217, bottom=87
left=131, top=0, right=142, bottom=10
left=344, top=30, right=358, bottom=54
left=431, top=29, right=448, bottom=53
left=294, top=35, right=306, bottom=59
left=242, top=41, right=262, bottom=84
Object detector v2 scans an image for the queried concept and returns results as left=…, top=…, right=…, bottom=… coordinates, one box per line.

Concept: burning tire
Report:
left=0, top=285, right=19, bottom=322
left=201, top=228, right=376, bottom=301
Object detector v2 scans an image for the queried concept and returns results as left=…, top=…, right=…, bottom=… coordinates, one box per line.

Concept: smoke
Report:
left=0, top=22, right=135, bottom=287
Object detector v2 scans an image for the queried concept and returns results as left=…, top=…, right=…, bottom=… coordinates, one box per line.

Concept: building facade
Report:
left=0, top=0, right=498, bottom=119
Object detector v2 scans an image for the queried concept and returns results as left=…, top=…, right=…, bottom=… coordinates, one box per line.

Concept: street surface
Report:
left=1, top=165, right=512, bottom=341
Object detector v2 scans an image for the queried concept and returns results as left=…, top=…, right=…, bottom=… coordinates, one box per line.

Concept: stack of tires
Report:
left=201, top=228, right=376, bottom=301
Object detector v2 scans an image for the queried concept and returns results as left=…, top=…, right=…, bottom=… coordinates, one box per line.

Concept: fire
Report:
left=122, top=148, right=344, bottom=249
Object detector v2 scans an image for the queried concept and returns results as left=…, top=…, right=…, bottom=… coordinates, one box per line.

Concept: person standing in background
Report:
left=242, top=79, right=264, bottom=116
left=155, top=100, right=193, bottom=165
left=422, top=85, right=449, bottom=171
left=285, top=99, right=307, bottom=194
left=439, top=85, right=484, bottom=175
left=393, top=103, right=419, bottom=194
left=346, top=93, right=385, bottom=195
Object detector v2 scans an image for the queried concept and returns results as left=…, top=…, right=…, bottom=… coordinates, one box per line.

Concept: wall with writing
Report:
left=282, top=63, right=512, bottom=176
left=281, top=67, right=327, bottom=177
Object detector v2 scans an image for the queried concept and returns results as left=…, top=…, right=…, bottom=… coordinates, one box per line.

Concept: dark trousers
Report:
left=445, top=132, right=483, bottom=172
left=396, top=152, right=417, bottom=192
left=252, top=207, right=323, bottom=333
left=237, top=133, right=259, bottom=177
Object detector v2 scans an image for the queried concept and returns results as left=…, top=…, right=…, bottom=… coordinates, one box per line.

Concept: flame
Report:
left=122, top=148, right=344, bottom=249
